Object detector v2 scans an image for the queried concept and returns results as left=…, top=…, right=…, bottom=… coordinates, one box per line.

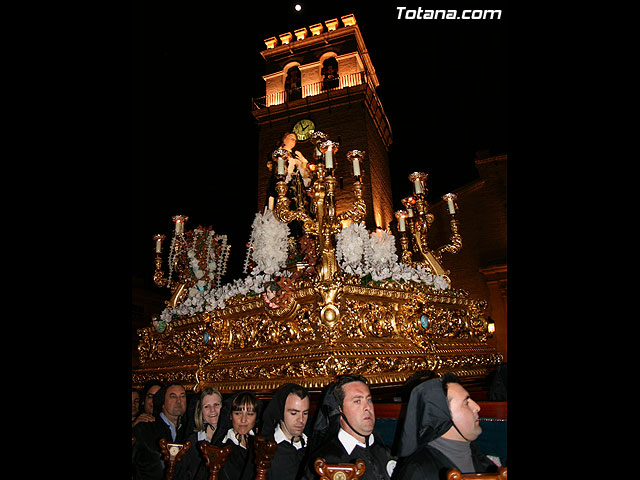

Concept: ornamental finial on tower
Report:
left=263, top=14, right=357, bottom=49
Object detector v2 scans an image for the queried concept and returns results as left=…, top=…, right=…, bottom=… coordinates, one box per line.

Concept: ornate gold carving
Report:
left=134, top=274, right=502, bottom=393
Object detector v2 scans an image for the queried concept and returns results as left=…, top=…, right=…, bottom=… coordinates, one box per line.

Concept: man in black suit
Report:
left=391, top=373, right=500, bottom=479
left=132, top=383, right=188, bottom=480
left=301, top=374, right=396, bottom=480
left=261, top=383, right=311, bottom=479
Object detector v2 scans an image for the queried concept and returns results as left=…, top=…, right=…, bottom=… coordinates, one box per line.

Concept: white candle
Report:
left=447, top=198, right=456, bottom=214
left=268, top=196, right=275, bottom=210
left=407, top=208, right=414, bottom=218
left=443, top=194, right=457, bottom=214
left=325, top=149, right=334, bottom=169
left=155, top=238, right=162, bottom=253
left=175, top=221, right=184, bottom=234
left=398, top=216, right=406, bottom=232
left=352, top=159, right=361, bottom=176
left=277, top=157, right=285, bottom=175
left=414, top=180, right=423, bottom=195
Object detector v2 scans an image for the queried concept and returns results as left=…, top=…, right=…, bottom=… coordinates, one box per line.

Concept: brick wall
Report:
left=428, top=155, right=507, bottom=359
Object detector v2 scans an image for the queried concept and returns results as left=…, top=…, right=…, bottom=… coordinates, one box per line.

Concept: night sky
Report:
left=132, top=0, right=507, bottom=284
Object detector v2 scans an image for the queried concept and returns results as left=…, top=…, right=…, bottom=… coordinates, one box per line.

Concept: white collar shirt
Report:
left=222, top=428, right=255, bottom=449
left=337, top=427, right=374, bottom=455
left=273, top=423, right=307, bottom=450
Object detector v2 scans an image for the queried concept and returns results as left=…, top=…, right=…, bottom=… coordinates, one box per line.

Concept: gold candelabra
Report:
left=395, top=172, right=462, bottom=281
left=272, top=132, right=367, bottom=326
left=153, top=215, right=190, bottom=308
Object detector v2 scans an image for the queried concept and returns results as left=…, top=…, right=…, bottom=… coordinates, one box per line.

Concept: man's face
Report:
left=144, top=385, right=162, bottom=414
left=281, top=393, right=310, bottom=439
left=339, top=381, right=375, bottom=440
left=163, top=385, right=187, bottom=418
left=446, top=382, right=482, bottom=441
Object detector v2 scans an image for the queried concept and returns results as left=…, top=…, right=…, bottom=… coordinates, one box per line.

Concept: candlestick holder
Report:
left=153, top=234, right=167, bottom=287
left=347, top=149, right=365, bottom=180
left=319, top=139, right=339, bottom=172
left=435, top=193, right=462, bottom=260
left=273, top=137, right=366, bottom=327
left=397, top=173, right=463, bottom=282
left=271, top=148, right=290, bottom=179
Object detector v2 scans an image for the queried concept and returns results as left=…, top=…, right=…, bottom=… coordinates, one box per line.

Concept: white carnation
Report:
left=336, top=222, right=369, bottom=276
left=248, top=209, right=290, bottom=275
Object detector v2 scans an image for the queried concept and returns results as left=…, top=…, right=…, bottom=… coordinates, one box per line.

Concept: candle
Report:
left=443, top=193, right=457, bottom=214
left=268, top=196, right=275, bottom=210
left=352, top=158, right=361, bottom=176
left=172, top=215, right=188, bottom=234
left=154, top=235, right=163, bottom=253
left=347, top=150, right=365, bottom=178
left=447, top=199, right=456, bottom=214
left=325, top=148, right=334, bottom=169
left=272, top=148, right=289, bottom=176
left=401, top=196, right=415, bottom=217
left=320, top=140, right=339, bottom=170
left=395, top=210, right=408, bottom=232
left=409, top=172, right=428, bottom=196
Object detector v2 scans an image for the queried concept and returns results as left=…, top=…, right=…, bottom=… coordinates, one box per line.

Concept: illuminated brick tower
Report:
left=251, top=14, right=394, bottom=231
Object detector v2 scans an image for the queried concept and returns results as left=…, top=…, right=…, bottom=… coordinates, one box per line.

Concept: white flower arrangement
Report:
left=335, top=221, right=369, bottom=276
left=158, top=216, right=449, bottom=324
left=365, top=230, right=399, bottom=280
left=161, top=210, right=291, bottom=323
left=335, top=222, right=449, bottom=290
left=245, top=209, right=290, bottom=275
left=159, top=272, right=275, bottom=323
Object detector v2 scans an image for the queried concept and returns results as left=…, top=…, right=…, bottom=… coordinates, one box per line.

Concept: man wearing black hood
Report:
left=391, top=373, right=498, bottom=479
left=261, top=383, right=311, bottom=479
left=132, top=382, right=188, bottom=480
left=301, top=374, right=396, bottom=480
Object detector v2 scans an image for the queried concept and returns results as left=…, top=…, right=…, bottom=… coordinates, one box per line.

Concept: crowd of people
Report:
left=131, top=373, right=505, bottom=480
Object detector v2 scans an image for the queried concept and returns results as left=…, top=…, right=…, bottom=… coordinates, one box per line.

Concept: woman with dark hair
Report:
left=212, top=391, right=262, bottom=480
left=133, top=379, right=164, bottom=427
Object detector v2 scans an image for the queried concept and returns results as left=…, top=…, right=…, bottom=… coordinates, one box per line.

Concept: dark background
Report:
left=132, top=0, right=507, bottom=283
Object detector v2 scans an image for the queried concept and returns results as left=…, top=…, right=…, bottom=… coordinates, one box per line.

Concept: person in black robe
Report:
left=132, top=383, right=189, bottom=480
left=174, top=387, right=224, bottom=480
left=209, top=391, right=262, bottom=480
left=391, top=373, right=499, bottom=480
left=300, top=374, right=396, bottom=480
left=261, top=383, right=311, bottom=479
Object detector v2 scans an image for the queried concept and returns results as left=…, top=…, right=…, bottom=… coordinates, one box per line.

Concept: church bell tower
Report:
left=251, top=14, right=394, bottom=231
